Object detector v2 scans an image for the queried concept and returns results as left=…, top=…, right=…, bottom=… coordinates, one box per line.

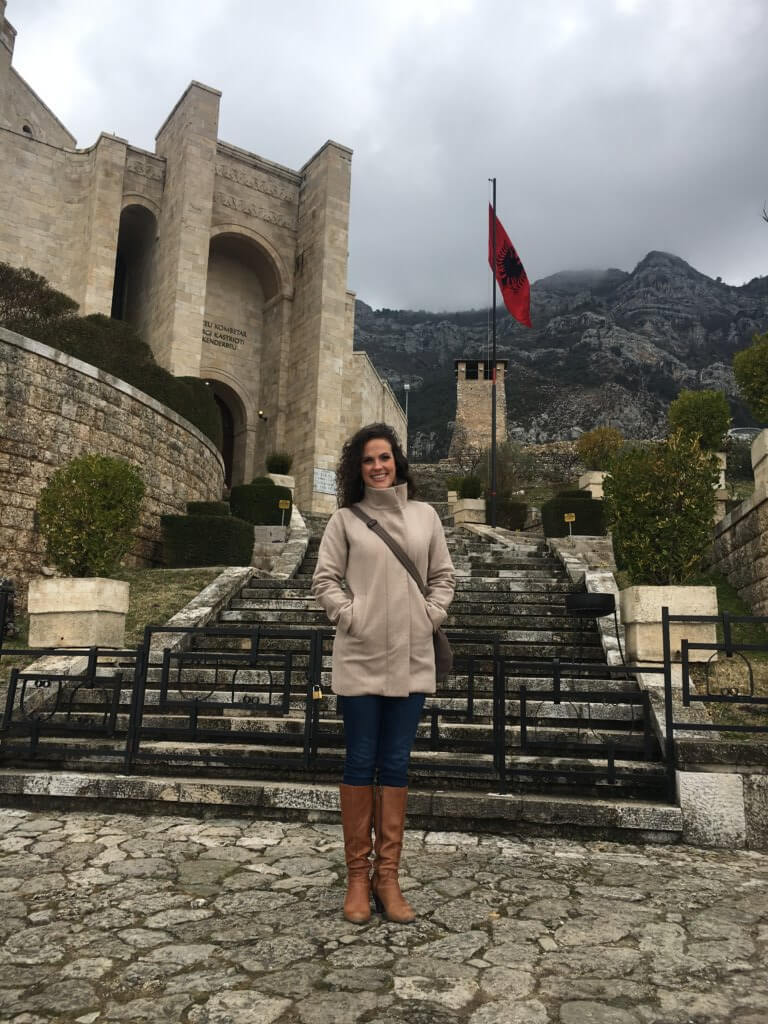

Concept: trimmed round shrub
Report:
left=265, top=452, right=293, bottom=474
left=667, top=388, right=731, bottom=451
left=493, top=499, right=528, bottom=531
left=458, top=475, right=483, bottom=499
left=603, top=430, right=718, bottom=585
left=161, top=514, right=253, bottom=567
left=576, top=426, right=624, bottom=470
left=542, top=494, right=605, bottom=538
left=37, top=454, right=145, bottom=577
left=230, top=483, right=293, bottom=525
left=186, top=501, right=230, bottom=517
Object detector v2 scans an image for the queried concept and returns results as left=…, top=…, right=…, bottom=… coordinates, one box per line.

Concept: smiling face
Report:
left=361, top=437, right=397, bottom=489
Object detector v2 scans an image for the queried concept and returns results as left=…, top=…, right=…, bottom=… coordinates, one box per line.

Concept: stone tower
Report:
left=449, top=359, right=508, bottom=457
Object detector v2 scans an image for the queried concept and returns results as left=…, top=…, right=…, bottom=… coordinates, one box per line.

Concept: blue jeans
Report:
left=341, top=693, right=426, bottom=788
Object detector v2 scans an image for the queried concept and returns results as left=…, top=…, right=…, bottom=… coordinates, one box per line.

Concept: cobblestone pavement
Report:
left=1, top=808, right=767, bottom=1024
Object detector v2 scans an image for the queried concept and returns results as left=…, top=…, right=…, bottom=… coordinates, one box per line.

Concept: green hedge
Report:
left=187, top=501, right=230, bottom=517
left=459, top=475, right=483, bottom=499
left=4, top=308, right=222, bottom=449
left=557, top=489, right=590, bottom=499
left=250, top=476, right=275, bottom=487
left=542, top=495, right=605, bottom=537
left=230, top=482, right=293, bottom=525
left=161, top=514, right=253, bottom=567
left=492, top=499, right=528, bottom=531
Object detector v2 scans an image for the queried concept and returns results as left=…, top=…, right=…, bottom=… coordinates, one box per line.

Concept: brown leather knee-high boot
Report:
left=372, top=785, right=415, bottom=924
left=339, top=783, right=374, bottom=924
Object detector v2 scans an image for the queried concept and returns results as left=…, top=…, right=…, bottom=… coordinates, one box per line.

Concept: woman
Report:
left=312, top=423, right=455, bottom=925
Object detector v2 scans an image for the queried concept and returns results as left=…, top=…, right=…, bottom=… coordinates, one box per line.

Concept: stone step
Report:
left=235, top=593, right=584, bottom=614
left=0, top=769, right=683, bottom=842
left=38, top=705, right=655, bottom=745
left=2, top=730, right=664, bottom=801
left=225, top=605, right=600, bottom=632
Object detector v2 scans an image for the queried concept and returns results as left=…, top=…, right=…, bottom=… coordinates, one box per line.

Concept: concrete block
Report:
left=578, top=471, right=607, bottom=499
left=619, top=585, right=718, bottom=663
left=454, top=498, right=486, bottom=525
left=677, top=771, right=746, bottom=848
left=27, top=577, right=130, bottom=648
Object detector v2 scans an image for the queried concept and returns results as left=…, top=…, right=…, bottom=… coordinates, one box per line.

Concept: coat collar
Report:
left=361, top=481, right=409, bottom=510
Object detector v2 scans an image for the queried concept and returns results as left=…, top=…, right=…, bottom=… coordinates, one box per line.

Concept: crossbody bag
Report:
left=349, top=505, right=453, bottom=681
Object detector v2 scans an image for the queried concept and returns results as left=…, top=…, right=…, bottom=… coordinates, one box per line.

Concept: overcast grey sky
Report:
left=9, top=0, right=768, bottom=310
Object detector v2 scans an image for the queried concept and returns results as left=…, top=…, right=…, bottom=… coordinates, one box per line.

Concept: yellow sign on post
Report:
left=278, top=500, right=291, bottom=509
left=564, top=513, right=576, bottom=522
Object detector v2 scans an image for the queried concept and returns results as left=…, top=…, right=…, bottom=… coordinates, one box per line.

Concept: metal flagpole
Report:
left=490, top=177, right=497, bottom=529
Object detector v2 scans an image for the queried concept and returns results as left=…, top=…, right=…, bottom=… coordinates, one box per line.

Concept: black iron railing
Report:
left=8, top=590, right=765, bottom=805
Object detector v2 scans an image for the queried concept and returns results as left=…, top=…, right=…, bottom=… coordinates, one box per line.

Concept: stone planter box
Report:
left=28, top=578, right=130, bottom=649
left=752, top=430, right=768, bottom=490
left=446, top=490, right=458, bottom=505
left=619, top=585, right=718, bottom=664
left=454, top=498, right=486, bottom=525
left=578, top=470, right=607, bottom=499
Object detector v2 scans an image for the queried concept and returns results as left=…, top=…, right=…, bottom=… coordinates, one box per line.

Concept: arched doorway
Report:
left=213, top=392, right=235, bottom=487
left=111, top=204, right=157, bottom=337
left=204, top=379, right=248, bottom=488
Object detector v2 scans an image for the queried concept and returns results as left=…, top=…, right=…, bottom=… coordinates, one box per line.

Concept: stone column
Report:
left=0, top=1, right=14, bottom=130
left=288, top=140, right=353, bottom=513
left=80, top=133, right=128, bottom=316
left=151, top=82, right=220, bottom=376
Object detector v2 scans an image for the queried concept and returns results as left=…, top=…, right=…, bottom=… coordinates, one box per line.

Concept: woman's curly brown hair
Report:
left=336, top=423, right=416, bottom=508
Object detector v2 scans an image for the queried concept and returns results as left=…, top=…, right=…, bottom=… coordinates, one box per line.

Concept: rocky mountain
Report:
left=353, top=251, right=768, bottom=461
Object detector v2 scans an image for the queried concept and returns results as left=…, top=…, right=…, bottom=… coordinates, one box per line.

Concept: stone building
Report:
left=0, top=1, right=403, bottom=513
left=449, top=359, right=508, bottom=457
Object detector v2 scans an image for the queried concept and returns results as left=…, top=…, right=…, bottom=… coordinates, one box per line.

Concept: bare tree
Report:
left=447, top=422, right=485, bottom=476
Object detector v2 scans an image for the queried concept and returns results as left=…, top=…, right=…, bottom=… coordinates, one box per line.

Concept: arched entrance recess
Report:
left=201, top=229, right=287, bottom=484
left=110, top=203, right=157, bottom=337
left=203, top=378, right=248, bottom=489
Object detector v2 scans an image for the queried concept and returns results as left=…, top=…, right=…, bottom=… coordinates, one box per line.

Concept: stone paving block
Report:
left=1, top=808, right=768, bottom=1023
left=677, top=770, right=747, bottom=848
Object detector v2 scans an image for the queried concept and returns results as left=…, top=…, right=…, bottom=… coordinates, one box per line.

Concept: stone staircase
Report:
left=2, top=515, right=680, bottom=839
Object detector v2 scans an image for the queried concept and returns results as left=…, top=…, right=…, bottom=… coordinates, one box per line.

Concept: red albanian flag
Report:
left=488, top=204, right=532, bottom=327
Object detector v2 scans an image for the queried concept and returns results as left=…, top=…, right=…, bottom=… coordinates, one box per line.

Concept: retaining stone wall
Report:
left=1, top=327, right=225, bottom=607
left=709, top=483, right=768, bottom=616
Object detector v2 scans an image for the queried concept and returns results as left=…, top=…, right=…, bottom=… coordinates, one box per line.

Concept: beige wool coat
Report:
left=311, top=483, right=456, bottom=697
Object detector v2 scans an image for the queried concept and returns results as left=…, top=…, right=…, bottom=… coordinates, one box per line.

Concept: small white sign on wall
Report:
left=313, top=468, right=336, bottom=495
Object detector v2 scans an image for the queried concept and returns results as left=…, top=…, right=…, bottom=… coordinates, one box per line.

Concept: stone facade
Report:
left=710, top=482, right=768, bottom=616
left=0, top=328, right=224, bottom=607
left=449, top=359, right=507, bottom=457
left=0, top=2, right=404, bottom=514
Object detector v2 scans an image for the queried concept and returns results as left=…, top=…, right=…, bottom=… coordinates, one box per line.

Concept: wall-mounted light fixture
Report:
left=258, top=410, right=268, bottom=421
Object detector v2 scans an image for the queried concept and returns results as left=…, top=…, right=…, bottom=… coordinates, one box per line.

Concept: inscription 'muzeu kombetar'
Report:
left=202, top=320, right=247, bottom=351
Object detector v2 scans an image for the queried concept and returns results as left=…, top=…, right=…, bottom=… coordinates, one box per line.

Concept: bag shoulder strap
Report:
left=349, top=505, right=427, bottom=596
